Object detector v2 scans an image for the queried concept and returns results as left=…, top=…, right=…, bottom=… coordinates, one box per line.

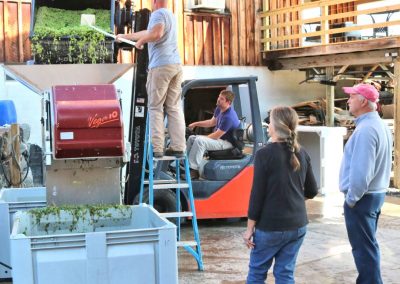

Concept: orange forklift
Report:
left=125, top=76, right=266, bottom=219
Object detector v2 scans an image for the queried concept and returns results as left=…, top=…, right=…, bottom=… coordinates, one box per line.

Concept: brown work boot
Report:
left=165, top=148, right=185, bottom=158
left=153, top=151, right=163, bottom=158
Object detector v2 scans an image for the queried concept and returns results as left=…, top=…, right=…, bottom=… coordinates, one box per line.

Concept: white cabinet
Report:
left=297, top=126, right=347, bottom=194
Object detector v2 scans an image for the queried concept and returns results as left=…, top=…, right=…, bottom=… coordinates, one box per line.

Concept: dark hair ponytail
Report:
left=287, top=130, right=300, bottom=171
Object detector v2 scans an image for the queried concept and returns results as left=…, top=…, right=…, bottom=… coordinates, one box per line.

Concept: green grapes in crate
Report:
left=32, top=7, right=113, bottom=64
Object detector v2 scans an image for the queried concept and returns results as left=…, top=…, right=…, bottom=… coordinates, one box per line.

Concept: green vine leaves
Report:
left=31, top=7, right=112, bottom=64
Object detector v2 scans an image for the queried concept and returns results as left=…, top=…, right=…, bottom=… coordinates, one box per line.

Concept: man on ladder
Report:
left=118, top=0, right=204, bottom=271
left=117, top=0, right=186, bottom=159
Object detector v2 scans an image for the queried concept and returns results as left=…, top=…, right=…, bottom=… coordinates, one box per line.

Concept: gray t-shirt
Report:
left=147, top=8, right=181, bottom=69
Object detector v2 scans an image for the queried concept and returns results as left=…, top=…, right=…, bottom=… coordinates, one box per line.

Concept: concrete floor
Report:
left=178, top=193, right=400, bottom=284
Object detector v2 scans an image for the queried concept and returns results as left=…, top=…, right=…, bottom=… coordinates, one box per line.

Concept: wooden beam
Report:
left=270, top=0, right=277, bottom=50
left=262, top=0, right=270, bottom=51
left=333, top=65, right=349, bottom=82
left=264, top=38, right=400, bottom=60
left=394, top=55, right=400, bottom=188
left=265, top=49, right=398, bottom=70
left=184, top=14, right=194, bottom=65
left=229, top=0, right=239, bottom=65
left=362, top=64, right=379, bottom=81
left=10, top=123, right=21, bottom=187
left=194, top=16, right=204, bottom=65
left=3, top=0, right=9, bottom=62
left=254, top=0, right=262, bottom=64
left=238, top=0, right=246, bottom=65
left=21, top=1, right=31, bottom=61
left=246, top=0, right=255, bottom=65
left=176, top=0, right=184, bottom=64
left=0, top=1, right=4, bottom=62
left=203, top=16, right=213, bottom=65
left=212, top=17, right=222, bottom=65
left=325, top=67, right=335, bottom=127
left=295, top=0, right=303, bottom=48
left=222, top=15, right=230, bottom=65
left=321, top=4, right=329, bottom=45
left=379, top=63, right=395, bottom=79
left=17, top=0, right=23, bottom=62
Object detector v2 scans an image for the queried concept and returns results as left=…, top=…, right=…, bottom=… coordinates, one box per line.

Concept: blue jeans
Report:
left=246, top=226, right=307, bottom=284
left=344, top=193, right=385, bottom=284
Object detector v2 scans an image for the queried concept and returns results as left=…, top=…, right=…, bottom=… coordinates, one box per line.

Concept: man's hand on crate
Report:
left=116, top=34, right=143, bottom=49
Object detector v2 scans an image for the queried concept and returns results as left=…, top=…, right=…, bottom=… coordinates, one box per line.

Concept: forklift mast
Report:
left=124, top=9, right=151, bottom=204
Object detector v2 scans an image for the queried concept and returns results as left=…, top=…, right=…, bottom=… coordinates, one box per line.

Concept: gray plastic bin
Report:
left=0, top=187, right=46, bottom=279
left=10, top=204, right=177, bottom=284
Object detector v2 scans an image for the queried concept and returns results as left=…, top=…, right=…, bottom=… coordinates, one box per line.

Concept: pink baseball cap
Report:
left=342, top=84, right=379, bottom=102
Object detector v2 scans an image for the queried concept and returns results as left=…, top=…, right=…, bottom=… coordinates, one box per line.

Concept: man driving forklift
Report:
left=185, top=90, right=240, bottom=179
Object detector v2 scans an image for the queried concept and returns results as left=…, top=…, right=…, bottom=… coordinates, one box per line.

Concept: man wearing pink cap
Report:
left=339, top=83, right=392, bottom=284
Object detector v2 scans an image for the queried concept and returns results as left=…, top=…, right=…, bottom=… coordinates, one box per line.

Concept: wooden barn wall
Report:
left=0, top=0, right=31, bottom=63
left=130, top=0, right=263, bottom=66
left=1, top=0, right=262, bottom=66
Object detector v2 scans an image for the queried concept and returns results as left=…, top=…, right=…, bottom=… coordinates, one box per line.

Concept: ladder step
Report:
left=177, top=241, right=198, bottom=247
left=144, top=180, right=177, bottom=185
left=153, top=183, right=189, bottom=189
left=154, top=155, right=185, bottom=161
left=160, top=212, right=193, bottom=218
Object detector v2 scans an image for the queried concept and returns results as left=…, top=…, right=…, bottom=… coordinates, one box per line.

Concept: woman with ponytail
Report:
left=244, top=106, right=318, bottom=284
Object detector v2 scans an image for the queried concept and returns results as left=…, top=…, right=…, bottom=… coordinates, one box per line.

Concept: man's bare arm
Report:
left=208, top=129, right=225, bottom=140
left=189, top=116, right=217, bottom=129
left=116, top=23, right=164, bottom=49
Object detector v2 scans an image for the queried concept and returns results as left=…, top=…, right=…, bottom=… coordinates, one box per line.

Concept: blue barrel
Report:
left=0, top=100, right=17, bottom=126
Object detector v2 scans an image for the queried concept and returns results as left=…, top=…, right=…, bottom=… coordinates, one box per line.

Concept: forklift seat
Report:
left=207, top=147, right=244, bottom=160
left=207, top=129, right=244, bottom=160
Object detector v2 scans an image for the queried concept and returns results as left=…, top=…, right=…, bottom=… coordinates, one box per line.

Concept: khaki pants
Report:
left=146, top=64, right=186, bottom=153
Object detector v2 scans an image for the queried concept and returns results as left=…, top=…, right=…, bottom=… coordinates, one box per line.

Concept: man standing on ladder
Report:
left=117, top=0, right=186, bottom=159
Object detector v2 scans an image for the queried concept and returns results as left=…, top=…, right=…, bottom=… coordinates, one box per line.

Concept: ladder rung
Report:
left=154, top=155, right=185, bottom=161
left=153, top=183, right=189, bottom=189
left=177, top=241, right=198, bottom=247
left=160, top=212, right=193, bottom=218
left=143, top=180, right=176, bottom=185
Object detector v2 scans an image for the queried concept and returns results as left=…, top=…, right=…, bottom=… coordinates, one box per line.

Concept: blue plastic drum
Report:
left=0, top=100, right=17, bottom=126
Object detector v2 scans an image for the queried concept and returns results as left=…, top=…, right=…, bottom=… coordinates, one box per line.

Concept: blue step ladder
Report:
left=139, top=114, right=204, bottom=271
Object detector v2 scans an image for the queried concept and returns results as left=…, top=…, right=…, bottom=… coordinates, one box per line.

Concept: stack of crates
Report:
left=30, top=0, right=116, bottom=64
